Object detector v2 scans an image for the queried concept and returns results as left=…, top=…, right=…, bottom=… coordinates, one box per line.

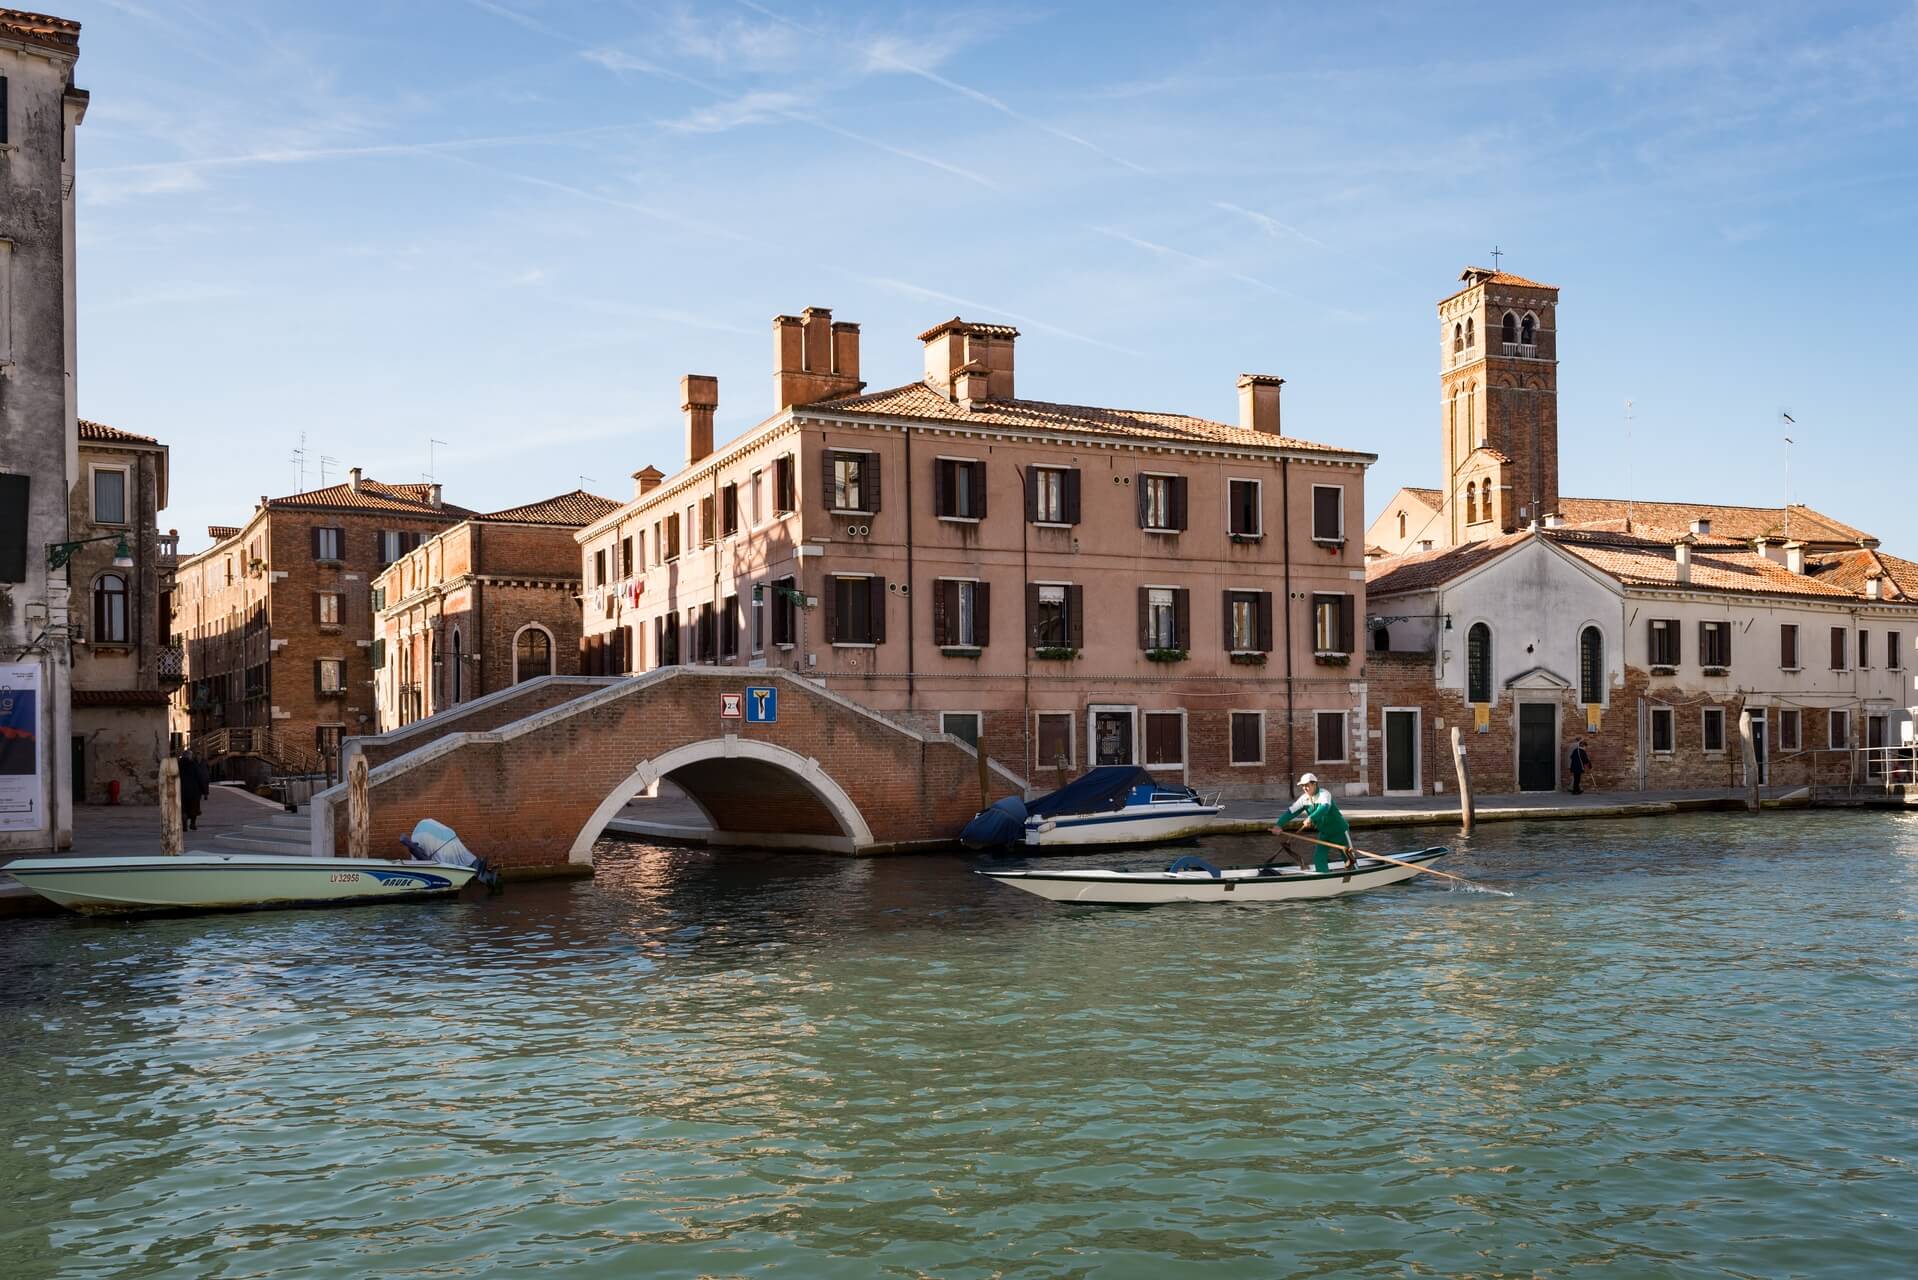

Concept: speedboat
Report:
left=978, top=847, right=1449, bottom=905
left=961, top=766, right=1222, bottom=850
left=4, top=818, right=498, bottom=916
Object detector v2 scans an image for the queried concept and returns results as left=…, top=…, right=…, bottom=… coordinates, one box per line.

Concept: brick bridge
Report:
left=311, top=669, right=1025, bottom=873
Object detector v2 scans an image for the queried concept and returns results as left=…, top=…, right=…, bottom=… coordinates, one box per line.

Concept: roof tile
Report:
left=78, top=419, right=158, bottom=445
left=266, top=479, right=475, bottom=517
left=477, top=490, right=622, bottom=527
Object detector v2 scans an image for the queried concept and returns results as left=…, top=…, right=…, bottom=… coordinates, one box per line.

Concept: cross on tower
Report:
left=1490, top=245, right=1504, bottom=271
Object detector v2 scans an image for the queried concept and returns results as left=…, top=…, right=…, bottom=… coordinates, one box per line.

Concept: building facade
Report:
left=0, top=10, right=85, bottom=853
left=169, top=471, right=467, bottom=777
left=68, top=419, right=174, bottom=802
left=371, top=490, right=619, bottom=730
left=576, top=308, right=1376, bottom=797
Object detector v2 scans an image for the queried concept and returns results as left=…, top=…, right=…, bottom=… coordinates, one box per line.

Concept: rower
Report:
left=1272, top=772, right=1356, bottom=873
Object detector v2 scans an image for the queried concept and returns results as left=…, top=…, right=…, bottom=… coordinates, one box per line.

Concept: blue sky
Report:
left=69, top=1, right=1918, bottom=555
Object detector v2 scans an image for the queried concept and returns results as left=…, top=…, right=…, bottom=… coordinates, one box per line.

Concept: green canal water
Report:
left=3, top=811, right=1916, bottom=1278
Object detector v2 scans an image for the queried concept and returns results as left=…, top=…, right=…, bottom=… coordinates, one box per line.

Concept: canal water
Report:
left=3, top=811, right=1915, bottom=1278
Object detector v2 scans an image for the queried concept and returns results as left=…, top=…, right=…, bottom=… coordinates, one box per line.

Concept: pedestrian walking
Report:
left=178, top=749, right=209, bottom=830
left=1568, top=739, right=1593, bottom=795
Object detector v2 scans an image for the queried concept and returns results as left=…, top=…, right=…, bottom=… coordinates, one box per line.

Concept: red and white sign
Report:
left=720, top=693, right=743, bottom=719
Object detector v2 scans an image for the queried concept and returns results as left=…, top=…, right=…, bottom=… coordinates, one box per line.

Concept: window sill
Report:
left=1141, top=526, right=1180, bottom=536
left=1312, top=537, right=1347, bottom=549
left=1314, top=652, right=1351, bottom=667
left=1032, top=646, right=1079, bottom=661
left=315, top=558, right=344, bottom=568
left=318, top=625, right=343, bottom=634
left=1314, top=759, right=1347, bottom=767
left=1649, top=664, right=1677, bottom=676
left=1229, top=651, right=1268, bottom=665
left=937, top=515, right=983, bottom=525
left=940, top=646, right=983, bottom=658
left=1781, top=666, right=1802, bottom=673
left=1032, top=520, right=1074, bottom=530
left=832, top=642, right=877, bottom=649
left=1144, top=763, right=1186, bottom=771
left=1228, top=532, right=1264, bottom=544
left=828, top=508, right=876, bottom=517
left=1701, top=665, right=1729, bottom=677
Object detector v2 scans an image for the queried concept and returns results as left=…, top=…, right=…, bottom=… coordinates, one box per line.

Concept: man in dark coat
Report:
left=1568, top=739, right=1593, bottom=795
left=178, top=749, right=209, bottom=829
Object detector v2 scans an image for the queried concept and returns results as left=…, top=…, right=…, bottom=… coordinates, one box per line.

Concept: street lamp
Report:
left=47, top=534, right=134, bottom=570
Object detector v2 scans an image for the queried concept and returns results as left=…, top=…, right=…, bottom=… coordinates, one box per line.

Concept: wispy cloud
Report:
left=1092, top=225, right=1293, bottom=300
left=1214, top=201, right=1325, bottom=248
left=857, top=276, right=1143, bottom=356
left=664, top=89, right=805, bottom=134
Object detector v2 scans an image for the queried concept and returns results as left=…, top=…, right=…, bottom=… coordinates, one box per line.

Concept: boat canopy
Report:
left=1026, top=766, right=1157, bottom=818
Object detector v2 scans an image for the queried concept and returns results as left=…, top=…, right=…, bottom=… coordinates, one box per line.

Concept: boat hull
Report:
left=979, top=847, right=1449, bottom=905
left=1024, top=804, right=1222, bottom=848
left=3, top=854, right=480, bottom=915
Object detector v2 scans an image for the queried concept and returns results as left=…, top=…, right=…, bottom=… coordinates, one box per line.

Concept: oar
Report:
left=1282, top=830, right=1513, bottom=897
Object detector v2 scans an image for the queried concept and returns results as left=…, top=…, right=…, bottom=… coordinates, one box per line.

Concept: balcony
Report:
left=1501, top=342, right=1538, bottom=358
left=157, top=641, right=184, bottom=687
left=156, top=530, right=179, bottom=569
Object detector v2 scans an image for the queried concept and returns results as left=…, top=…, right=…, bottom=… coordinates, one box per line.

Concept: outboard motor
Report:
left=401, top=818, right=503, bottom=891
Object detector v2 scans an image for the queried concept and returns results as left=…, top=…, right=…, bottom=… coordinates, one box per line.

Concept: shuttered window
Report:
left=1143, top=712, right=1184, bottom=766
left=1648, top=619, right=1679, bottom=666
left=935, top=459, right=987, bottom=520
left=1230, top=712, right=1264, bottom=765
left=1780, top=624, right=1799, bottom=670
left=933, top=579, right=990, bottom=648
left=827, top=575, right=886, bottom=644
left=1699, top=621, right=1731, bottom=667
left=0, top=472, right=27, bottom=582
left=1138, top=474, right=1186, bottom=531
left=1027, top=467, right=1078, bottom=524
left=1315, top=594, right=1356, bottom=656
left=1224, top=590, right=1273, bottom=652
left=1315, top=711, right=1346, bottom=763
left=823, top=450, right=879, bottom=514
left=773, top=455, right=796, bottom=514
left=1311, top=484, right=1344, bottom=541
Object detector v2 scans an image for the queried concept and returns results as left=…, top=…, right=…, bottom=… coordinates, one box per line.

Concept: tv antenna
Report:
left=318, top=455, right=340, bottom=487
left=1623, top=400, right=1634, bottom=532
left=290, top=431, right=309, bottom=492
left=425, top=438, right=449, bottom=483
left=1781, top=410, right=1795, bottom=539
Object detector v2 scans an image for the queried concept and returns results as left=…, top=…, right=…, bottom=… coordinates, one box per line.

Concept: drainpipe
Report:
left=904, top=425, right=915, bottom=703
left=472, top=522, right=484, bottom=697
left=1281, top=456, right=1296, bottom=784
left=1016, top=463, right=1031, bottom=774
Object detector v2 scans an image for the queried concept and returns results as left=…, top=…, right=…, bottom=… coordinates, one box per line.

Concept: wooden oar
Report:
left=1282, top=829, right=1511, bottom=895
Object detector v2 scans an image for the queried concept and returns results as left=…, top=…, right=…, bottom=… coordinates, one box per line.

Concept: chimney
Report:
left=1785, top=540, right=1805, bottom=575
left=1753, top=537, right=1784, bottom=565
left=1674, top=535, right=1695, bottom=584
left=427, top=483, right=443, bottom=509
left=1690, top=517, right=1710, bottom=536
left=1544, top=512, right=1564, bottom=529
left=1866, top=572, right=1883, bottom=601
left=632, top=465, right=664, bottom=501
left=349, top=466, right=364, bottom=493
left=920, top=317, right=1018, bottom=402
left=955, top=361, right=991, bottom=407
left=772, top=307, right=863, bottom=410
left=681, top=373, right=718, bottom=466
left=1237, top=374, right=1284, bottom=435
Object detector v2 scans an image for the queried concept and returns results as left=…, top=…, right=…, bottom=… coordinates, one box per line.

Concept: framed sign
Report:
left=745, top=686, right=777, bottom=724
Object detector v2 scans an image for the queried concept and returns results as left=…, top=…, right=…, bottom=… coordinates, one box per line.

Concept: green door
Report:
left=1518, top=704, right=1557, bottom=792
left=1385, top=711, right=1418, bottom=793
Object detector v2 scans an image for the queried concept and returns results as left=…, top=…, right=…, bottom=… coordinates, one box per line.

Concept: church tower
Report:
left=1438, top=267, right=1560, bottom=544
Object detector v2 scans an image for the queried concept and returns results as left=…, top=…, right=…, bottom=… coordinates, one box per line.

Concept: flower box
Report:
left=1649, top=664, right=1677, bottom=677
left=1229, top=651, right=1269, bottom=666
left=1032, top=645, right=1078, bottom=661
left=1145, top=647, right=1188, bottom=664
left=1228, top=532, right=1263, bottom=545
left=941, top=646, right=983, bottom=659
left=1701, top=665, right=1729, bottom=677
left=1314, top=651, right=1351, bottom=667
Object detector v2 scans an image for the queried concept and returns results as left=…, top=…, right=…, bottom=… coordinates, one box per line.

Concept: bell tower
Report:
left=1438, top=267, right=1560, bottom=544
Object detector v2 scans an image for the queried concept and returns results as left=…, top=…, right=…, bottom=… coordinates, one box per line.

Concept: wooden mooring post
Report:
left=347, top=750, right=370, bottom=859
left=160, top=756, right=183, bottom=856
left=976, top=742, right=992, bottom=811
left=1451, top=726, right=1475, bottom=835
left=1738, top=709, right=1760, bottom=812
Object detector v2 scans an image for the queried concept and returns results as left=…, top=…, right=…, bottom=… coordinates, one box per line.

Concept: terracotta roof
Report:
left=807, top=380, right=1367, bottom=457
left=1400, top=487, right=1443, bottom=512
left=1459, top=267, right=1558, bottom=291
left=1551, top=497, right=1872, bottom=547
left=477, top=490, right=621, bottom=528
left=916, top=317, right=1020, bottom=342
left=1551, top=536, right=1862, bottom=601
left=1805, top=549, right=1918, bottom=602
left=78, top=419, right=159, bottom=445
left=266, top=479, right=474, bottom=517
left=1367, top=531, right=1531, bottom=594
left=71, top=689, right=170, bottom=707
left=206, top=525, right=240, bottom=541
left=0, top=9, right=79, bottom=55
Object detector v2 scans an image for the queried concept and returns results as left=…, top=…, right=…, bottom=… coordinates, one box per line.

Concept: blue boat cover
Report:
left=960, top=795, right=1029, bottom=849
left=1026, top=766, right=1156, bottom=819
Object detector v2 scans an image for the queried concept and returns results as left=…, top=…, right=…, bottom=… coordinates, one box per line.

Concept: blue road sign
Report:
left=745, top=686, right=778, bottom=723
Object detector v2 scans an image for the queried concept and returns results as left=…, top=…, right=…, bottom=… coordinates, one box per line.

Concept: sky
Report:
left=66, top=0, right=1918, bottom=556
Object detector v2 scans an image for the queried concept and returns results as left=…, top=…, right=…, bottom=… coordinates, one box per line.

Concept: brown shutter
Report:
left=1222, top=591, right=1235, bottom=652
left=1338, top=594, right=1355, bottom=653
left=1170, top=476, right=1188, bottom=531
left=311, top=526, right=322, bottom=559
left=975, top=582, right=990, bottom=647
left=1064, top=469, right=1081, bottom=524
left=1067, top=585, right=1085, bottom=648
left=1024, top=468, right=1038, bottom=521
left=821, top=450, right=838, bottom=510
left=932, top=578, right=949, bottom=645
left=1138, top=586, right=1150, bottom=650
left=313, top=659, right=322, bottom=695
left=1136, top=476, right=1149, bottom=527
left=1026, top=582, right=1041, bottom=646
left=866, top=454, right=882, bottom=513
left=937, top=459, right=955, bottom=519
left=1257, top=591, right=1274, bottom=652
left=971, top=461, right=987, bottom=520
left=823, top=578, right=837, bottom=643
left=1174, top=589, right=1190, bottom=649
left=1722, top=624, right=1732, bottom=665
left=869, top=577, right=887, bottom=643
left=313, top=592, right=321, bottom=625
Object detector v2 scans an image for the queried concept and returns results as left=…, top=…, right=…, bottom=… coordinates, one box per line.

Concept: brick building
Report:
left=575, top=307, right=1377, bottom=798
left=371, top=489, right=619, bottom=730
left=68, top=420, right=175, bottom=802
left=169, top=470, right=469, bottom=776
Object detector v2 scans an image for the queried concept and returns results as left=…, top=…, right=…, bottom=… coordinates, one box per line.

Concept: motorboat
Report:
left=961, top=766, right=1222, bottom=850
left=978, top=847, right=1450, bottom=905
left=4, top=819, right=498, bottom=916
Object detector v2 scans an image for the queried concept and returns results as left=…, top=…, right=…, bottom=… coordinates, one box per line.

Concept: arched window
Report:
left=93, top=573, right=128, bottom=643
left=1520, top=313, right=1536, bottom=344
left=1501, top=312, right=1517, bottom=344
left=1481, top=478, right=1492, bottom=521
left=1467, top=623, right=1492, bottom=704
left=1453, top=323, right=1463, bottom=354
left=1465, top=317, right=1475, bottom=347
left=1466, top=482, right=1478, bottom=524
left=1466, top=384, right=1477, bottom=442
left=1579, top=626, right=1604, bottom=704
left=450, top=629, right=463, bottom=704
left=1397, top=511, right=1407, bottom=539
left=514, top=625, right=553, bottom=683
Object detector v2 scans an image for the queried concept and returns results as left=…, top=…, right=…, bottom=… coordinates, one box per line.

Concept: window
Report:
left=1830, top=626, right=1848, bottom=671
left=1311, top=485, right=1344, bottom=542
left=1028, top=467, right=1077, bottom=524
left=1867, top=714, right=1889, bottom=778
left=1781, top=623, right=1799, bottom=670
left=773, top=455, right=796, bottom=514
left=1225, top=590, right=1272, bottom=653
left=450, top=630, right=463, bottom=702
left=826, top=449, right=878, bottom=514
left=1315, top=594, right=1355, bottom=656
left=1829, top=709, right=1850, bottom=749
left=593, top=548, right=608, bottom=587
left=1651, top=705, right=1675, bottom=753
left=1230, top=711, right=1264, bottom=766
left=1466, top=483, right=1478, bottom=524
left=934, top=578, right=989, bottom=648
left=941, top=712, right=981, bottom=748
left=1858, top=630, right=1871, bottom=670
left=1500, top=312, right=1517, bottom=345
left=1397, top=512, right=1407, bottom=540
left=313, top=526, right=343, bottom=561
left=650, top=522, right=662, bottom=566
left=514, top=626, right=552, bottom=682
left=1467, top=622, right=1493, bottom=703
left=721, top=484, right=739, bottom=537
left=1140, top=586, right=1185, bottom=649
left=1521, top=314, right=1536, bottom=344
left=1702, top=706, right=1726, bottom=753
left=1227, top=479, right=1261, bottom=538
left=1028, top=583, right=1080, bottom=649
left=316, top=659, right=345, bottom=695
left=1779, top=708, right=1801, bottom=752
left=93, top=573, right=128, bottom=643
left=92, top=467, right=127, bottom=525
left=771, top=576, right=796, bottom=646
left=1700, top=621, right=1731, bottom=668
left=1315, top=710, right=1346, bottom=763
left=1453, top=322, right=1463, bottom=354
left=665, top=516, right=681, bottom=562
left=1890, top=631, right=1903, bottom=671
left=750, top=586, right=765, bottom=655
left=0, top=473, right=28, bottom=582
left=1035, top=712, right=1073, bottom=770
left=721, top=595, right=739, bottom=660
left=749, top=471, right=763, bottom=525
left=316, top=592, right=341, bottom=626
left=0, top=76, right=7, bottom=148
left=829, top=575, right=885, bottom=645
left=697, top=496, right=715, bottom=548
left=1579, top=626, right=1604, bottom=703
left=376, top=531, right=417, bottom=566
left=620, top=536, right=634, bottom=577
left=1649, top=618, right=1680, bottom=667
left=657, top=612, right=681, bottom=666
left=1465, top=317, right=1474, bottom=347
left=935, top=458, right=987, bottom=520
left=1138, top=473, right=1184, bottom=532
left=315, top=725, right=342, bottom=761
left=1479, top=477, right=1491, bottom=518
left=1143, top=711, right=1184, bottom=768
left=692, top=602, right=716, bottom=662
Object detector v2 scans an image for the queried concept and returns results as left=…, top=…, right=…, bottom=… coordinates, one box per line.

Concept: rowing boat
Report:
left=977, top=846, right=1449, bottom=905
left=2, top=853, right=480, bottom=915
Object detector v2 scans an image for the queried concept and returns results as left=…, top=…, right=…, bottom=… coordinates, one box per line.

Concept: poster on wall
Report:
left=0, top=661, right=44, bottom=832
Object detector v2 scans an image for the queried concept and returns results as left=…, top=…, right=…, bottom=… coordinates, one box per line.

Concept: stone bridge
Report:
left=311, top=668, right=1026, bottom=873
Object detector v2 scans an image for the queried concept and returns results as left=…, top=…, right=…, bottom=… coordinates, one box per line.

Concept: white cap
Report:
left=1297, top=772, right=1318, bottom=787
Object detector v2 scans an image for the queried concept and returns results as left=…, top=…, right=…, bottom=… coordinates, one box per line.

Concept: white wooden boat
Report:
left=978, top=847, right=1449, bottom=905
left=2, top=853, right=481, bottom=915
left=962, top=766, right=1222, bottom=850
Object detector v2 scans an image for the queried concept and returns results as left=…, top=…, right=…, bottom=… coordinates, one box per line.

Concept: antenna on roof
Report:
left=290, top=431, right=309, bottom=492
left=1781, top=410, right=1795, bottom=540
left=318, top=455, right=340, bottom=487
left=1623, top=400, right=1634, bottom=533
left=578, top=475, right=596, bottom=488
left=425, top=438, right=449, bottom=483
left=1490, top=245, right=1504, bottom=272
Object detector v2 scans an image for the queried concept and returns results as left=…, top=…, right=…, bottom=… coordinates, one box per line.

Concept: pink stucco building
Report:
left=577, top=309, right=1376, bottom=797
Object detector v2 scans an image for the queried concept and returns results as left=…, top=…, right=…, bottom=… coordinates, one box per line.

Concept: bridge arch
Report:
left=569, top=738, right=875, bottom=862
